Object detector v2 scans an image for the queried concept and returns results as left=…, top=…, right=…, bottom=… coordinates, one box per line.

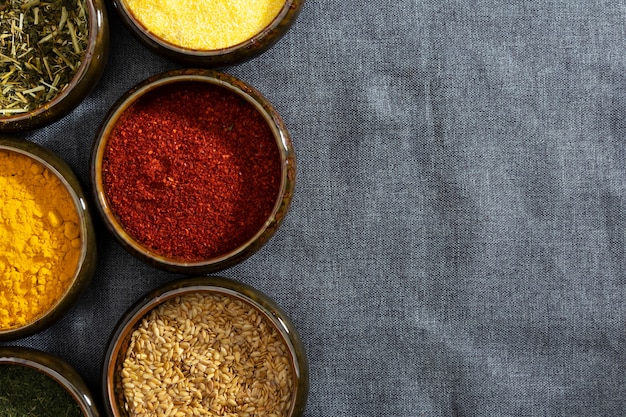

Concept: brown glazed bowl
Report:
left=102, top=276, right=309, bottom=417
left=0, top=346, right=100, bottom=416
left=91, top=68, right=296, bottom=274
left=0, top=137, right=97, bottom=341
left=111, top=0, right=303, bottom=67
left=0, top=0, right=109, bottom=132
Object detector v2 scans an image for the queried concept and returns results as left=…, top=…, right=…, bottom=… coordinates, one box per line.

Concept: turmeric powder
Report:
left=0, top=150, right=82, bottom=329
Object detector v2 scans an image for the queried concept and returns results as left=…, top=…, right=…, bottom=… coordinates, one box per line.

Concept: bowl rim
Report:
left=0, top=137, right=96, bottom=340
left=114, top=0, right=300, bottom=55
left=0, top=0, right=108, bottom=125
left=90, top=68, right=296, bottom=273
left=0, top=346, right=100, bottom=417
left=101, top=276, right=309, bottom=417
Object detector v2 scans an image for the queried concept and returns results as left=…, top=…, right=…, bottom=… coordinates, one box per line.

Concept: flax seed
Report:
left=121, top=292, right=295, bottom=417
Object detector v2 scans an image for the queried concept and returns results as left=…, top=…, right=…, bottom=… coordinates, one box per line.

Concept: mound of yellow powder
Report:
left=0, top=150, right=81, bottom=330
left=124, top=0, right=285, bottom=50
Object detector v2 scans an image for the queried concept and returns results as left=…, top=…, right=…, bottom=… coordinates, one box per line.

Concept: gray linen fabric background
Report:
left=2, top=0, right=626, bottom=415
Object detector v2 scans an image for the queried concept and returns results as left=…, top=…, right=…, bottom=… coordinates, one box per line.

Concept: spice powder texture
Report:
left=0, top=151, right=81, bottom=329
left=123, top=0, right=285, bottom=50
left=102, top=82, right=282, bottom=262
left=122, top=292, right=295, bottom=417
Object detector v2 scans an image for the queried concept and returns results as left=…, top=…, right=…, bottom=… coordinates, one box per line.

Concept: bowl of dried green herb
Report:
left=102, top=276, right=309, bottom=417
left=0, top=0, right=109, bottom=132
left=111, top=0, right=303, bottom=67
left=0, top=346, right=101, bottom=416
left=90, top=68, right=296, bottom=274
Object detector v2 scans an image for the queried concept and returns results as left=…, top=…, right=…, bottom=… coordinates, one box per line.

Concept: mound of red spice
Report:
left=102, top=81, right=282, bottom=262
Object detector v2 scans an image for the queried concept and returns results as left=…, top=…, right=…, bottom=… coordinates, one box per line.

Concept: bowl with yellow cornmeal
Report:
left=0, top=137, right=97, bottom=341
left=111, top=0, right=304, bottom=67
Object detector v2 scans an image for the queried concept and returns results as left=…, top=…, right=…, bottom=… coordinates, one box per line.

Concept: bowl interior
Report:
left=105, top=285, right=302, bottom=417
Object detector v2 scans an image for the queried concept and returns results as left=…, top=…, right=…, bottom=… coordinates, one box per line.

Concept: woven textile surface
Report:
left=3, top=0, right=626, bottom=415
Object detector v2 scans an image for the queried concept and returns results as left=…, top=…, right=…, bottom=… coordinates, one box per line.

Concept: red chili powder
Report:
left=102, top=81, right=282, bottom=262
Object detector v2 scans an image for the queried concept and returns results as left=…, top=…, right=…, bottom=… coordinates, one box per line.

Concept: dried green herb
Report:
left=0, top=363, right=83, bottom=417
left=0, top=0, right=89, bottom=114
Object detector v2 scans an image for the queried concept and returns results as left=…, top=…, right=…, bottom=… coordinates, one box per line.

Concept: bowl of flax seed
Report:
left=101, top=276, right=308, bottom=417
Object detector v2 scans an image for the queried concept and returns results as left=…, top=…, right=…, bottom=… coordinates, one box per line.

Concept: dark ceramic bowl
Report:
left=0, top=138, right=97, bottom=341
left=0, top=346, right=100, bottom=416
left=91, top=68, right=296, bottom=274
left=102, top=276, right=308, bottom=417
left=0, top=0, right=109, bottom=132
left=111, top=0, right=303, bottom=67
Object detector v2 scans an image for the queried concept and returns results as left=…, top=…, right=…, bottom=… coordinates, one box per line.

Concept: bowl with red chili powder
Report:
left=102, top=275, right=309, bottom=417
left=91, top=69, right=295, bottom=274
left=111, top=0, right=303, bottom=68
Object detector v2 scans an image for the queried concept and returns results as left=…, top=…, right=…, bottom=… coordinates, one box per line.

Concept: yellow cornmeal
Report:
left=124, top=0, right=285, bottom=50
left=0, top=150, right=82, bottom=329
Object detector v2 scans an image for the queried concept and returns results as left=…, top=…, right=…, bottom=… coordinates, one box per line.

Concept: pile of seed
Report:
left=121, top=292, right=295, bottom=417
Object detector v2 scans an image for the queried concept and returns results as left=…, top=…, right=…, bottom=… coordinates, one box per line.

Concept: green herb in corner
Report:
left=0, top=0, right=89, bottom=115
left=0, top=364, right=83, bottom=417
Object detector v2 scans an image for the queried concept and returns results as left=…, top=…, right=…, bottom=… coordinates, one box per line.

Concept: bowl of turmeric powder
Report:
left=111, top=0, right=303, bottom=67
left=0, top=137, right=97, bottom=341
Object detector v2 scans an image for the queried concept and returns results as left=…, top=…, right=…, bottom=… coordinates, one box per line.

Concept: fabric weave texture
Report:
left=2, top=1, right=625, bottom=415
